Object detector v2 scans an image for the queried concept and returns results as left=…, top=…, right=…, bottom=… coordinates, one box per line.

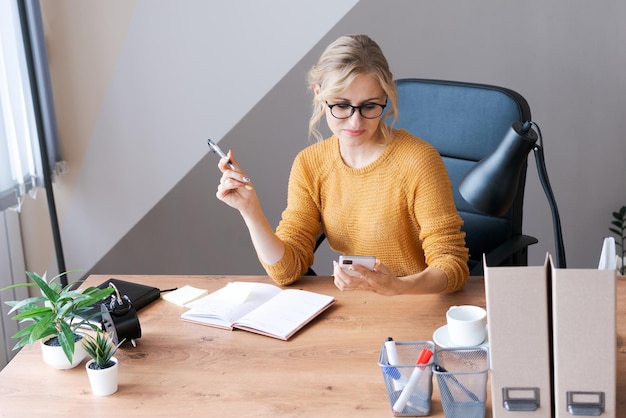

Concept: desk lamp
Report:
left=459, top=121, right=566, bottom=268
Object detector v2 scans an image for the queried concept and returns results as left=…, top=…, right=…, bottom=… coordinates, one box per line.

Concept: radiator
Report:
left=0, top=210, right=28, bottom=371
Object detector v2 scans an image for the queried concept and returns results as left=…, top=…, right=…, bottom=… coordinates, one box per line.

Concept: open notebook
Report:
left=181, top=281, right=335, bottom=340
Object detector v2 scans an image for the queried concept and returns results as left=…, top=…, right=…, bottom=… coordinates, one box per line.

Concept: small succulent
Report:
left=82, top=329, right=125, bottom=369
left=609, top=206, right=626, bottom=275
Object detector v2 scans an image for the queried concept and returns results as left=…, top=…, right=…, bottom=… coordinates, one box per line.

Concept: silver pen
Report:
left=207, top=139, right=235, bottom=170
left=207, top=138, right=253, bottom=190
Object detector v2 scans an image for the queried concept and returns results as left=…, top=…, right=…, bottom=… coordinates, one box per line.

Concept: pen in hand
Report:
left=207, top=139, right=236, bottom=170
left=207, top=138, right=253, bottom=190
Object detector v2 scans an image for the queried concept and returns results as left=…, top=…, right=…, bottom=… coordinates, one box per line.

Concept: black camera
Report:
left=100, top=283, right=142, bottom=346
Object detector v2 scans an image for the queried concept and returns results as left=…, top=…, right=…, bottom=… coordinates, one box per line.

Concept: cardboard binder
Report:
left=484, top=254, right=553, bottom=417
left=485, top=250, right=617, bottom=417
left=551, top=260, right=616, bottom=417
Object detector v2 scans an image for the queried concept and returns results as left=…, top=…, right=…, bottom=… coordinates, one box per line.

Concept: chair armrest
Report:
left=471, top=234, right=539, bottom=275
left=304, top=233, right=328, bottom=276
left=314, top=233, right=326, bottom=252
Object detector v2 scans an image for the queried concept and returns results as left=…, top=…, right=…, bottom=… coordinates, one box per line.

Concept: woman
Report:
left=215, top=34, right=469, bottom=295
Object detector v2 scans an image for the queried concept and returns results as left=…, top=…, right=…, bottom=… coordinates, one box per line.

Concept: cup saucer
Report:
left=433, top=324, right=489, bottom=348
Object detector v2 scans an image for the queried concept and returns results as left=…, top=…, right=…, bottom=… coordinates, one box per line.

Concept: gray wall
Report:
left=23, top=0, right=626, bottom=280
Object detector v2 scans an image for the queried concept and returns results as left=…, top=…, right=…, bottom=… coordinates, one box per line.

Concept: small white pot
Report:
left=40, top=335, right=87, bottom=369
left=86, top=357, right=118, bottom=396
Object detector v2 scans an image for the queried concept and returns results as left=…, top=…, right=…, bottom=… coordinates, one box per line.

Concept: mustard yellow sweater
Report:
left=260, top=129, right=469, bottom=293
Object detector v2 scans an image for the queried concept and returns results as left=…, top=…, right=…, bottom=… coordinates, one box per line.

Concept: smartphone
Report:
left=207, top=139, right=235, bottom=169
left=338, top=255, right=376, bottom=277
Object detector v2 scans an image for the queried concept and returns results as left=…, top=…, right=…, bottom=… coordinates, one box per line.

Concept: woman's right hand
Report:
left=215, top=150, right=257, bottom=215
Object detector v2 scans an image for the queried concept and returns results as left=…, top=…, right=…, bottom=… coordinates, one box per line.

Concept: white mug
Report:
left=446, top=305, right=487, bottom=346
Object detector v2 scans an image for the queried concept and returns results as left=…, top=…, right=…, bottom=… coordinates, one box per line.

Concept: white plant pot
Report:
left=40, top=335, right=88, bottom=369
left=86, top=357, right=119, bottom=396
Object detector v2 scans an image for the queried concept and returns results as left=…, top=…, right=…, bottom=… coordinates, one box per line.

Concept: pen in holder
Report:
left=378, top=340, right=435, bottom=416
left=433, top=347, right=489, bottom=418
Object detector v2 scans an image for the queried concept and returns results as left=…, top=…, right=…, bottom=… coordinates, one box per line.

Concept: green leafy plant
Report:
left=609, top=205, right=626, bottom=275
left=1, top=271, right=114, bottom=364
left=82, top=329, right=124, bottom=369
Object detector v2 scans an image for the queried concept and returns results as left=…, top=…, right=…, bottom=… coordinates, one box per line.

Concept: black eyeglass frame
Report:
left=325, top=100, right=388, bottom=119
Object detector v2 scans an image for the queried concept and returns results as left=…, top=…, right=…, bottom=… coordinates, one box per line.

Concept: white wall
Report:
left=22, top=0, right=626, bottom=280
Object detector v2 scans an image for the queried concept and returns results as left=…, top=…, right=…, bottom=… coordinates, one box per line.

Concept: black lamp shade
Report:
left=459, top=122, right=538, bottom=216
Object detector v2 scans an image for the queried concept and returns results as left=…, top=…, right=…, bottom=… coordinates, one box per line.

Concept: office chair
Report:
left=308, top=79, right=538, bottom=276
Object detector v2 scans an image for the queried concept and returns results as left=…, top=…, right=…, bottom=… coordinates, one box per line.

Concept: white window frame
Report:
left=0, top=0, right=42, bottom=212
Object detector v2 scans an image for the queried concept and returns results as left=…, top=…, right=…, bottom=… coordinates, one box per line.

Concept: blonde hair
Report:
left=307, top=34, right=398, bottom=142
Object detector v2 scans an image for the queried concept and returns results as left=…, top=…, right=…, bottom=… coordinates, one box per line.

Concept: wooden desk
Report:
left=1, top=275, right=624, bottom=417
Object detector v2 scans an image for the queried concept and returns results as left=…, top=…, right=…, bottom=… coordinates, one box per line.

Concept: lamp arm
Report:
left=18, top=1, right=67, bottom=284
left=532, top=142, right=567, bottom=268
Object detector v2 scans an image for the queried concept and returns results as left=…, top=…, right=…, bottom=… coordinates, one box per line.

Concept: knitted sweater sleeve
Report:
left=410, top=142, right=469, bottom=293
left=259, top=150, right=323, bottom=285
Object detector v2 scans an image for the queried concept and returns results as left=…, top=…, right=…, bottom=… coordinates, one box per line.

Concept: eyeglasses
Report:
left=325, top=100, right=387, bottom=119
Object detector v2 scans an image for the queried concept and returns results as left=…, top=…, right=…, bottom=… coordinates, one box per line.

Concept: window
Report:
left=0, top=0, right=40, bottom=211
left=0, top=0, right=63, bottom=213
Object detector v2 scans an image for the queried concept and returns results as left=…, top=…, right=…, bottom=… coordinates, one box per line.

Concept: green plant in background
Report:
left=82, top=329, right=125, bottom=369
left=610, top=205, right=626, bottom=275
left=1, top=271, right=115, bottom=363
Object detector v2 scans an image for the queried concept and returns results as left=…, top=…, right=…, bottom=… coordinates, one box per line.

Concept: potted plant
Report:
left=82, top=329, right=124, bottom=396
left=1, top=271, right=114, bottom=369
left=609, top=205, right=626, bottom=275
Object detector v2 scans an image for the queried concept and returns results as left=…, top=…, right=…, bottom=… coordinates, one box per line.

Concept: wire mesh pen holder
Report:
left=378, top=340, right=435, bottom=416
left=433, top=347, right=489, bottom=418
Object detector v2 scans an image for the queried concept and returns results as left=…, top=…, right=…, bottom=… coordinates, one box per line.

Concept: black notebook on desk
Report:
left=79, top=278, right=161, bottom=322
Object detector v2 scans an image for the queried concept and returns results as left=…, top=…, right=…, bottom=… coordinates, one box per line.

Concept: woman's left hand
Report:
left=332, top=259, right=399, bottom=296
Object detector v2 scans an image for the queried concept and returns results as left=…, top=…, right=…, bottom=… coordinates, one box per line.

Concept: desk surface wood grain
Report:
left=1, top=275, right=624, bottom=418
